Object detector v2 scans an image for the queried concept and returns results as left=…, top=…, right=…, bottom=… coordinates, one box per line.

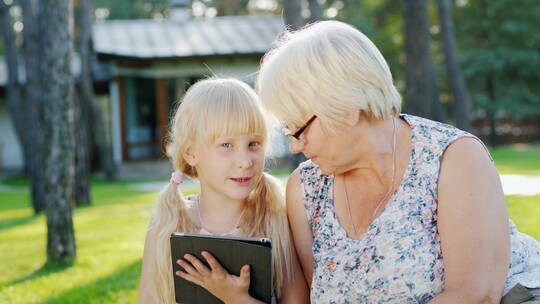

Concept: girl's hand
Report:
left=176, top=251, right=254, bottom=304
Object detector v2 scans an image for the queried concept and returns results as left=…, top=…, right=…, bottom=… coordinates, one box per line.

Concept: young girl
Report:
left=138, top=78, right=309, bottom=304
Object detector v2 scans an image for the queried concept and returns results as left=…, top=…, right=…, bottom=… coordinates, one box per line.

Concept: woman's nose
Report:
left=289, top=139, right=304, bottom=154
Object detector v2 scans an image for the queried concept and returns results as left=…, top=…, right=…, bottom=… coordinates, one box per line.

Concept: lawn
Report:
left=490, top=144, right=540, bottom=175
left=0, top=181, right=155, bottom=304
left=0, top=145, right=539, bottom=303
left=0, top=178, right=201, bottom=304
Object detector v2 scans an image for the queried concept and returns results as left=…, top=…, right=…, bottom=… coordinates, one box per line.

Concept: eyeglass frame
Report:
left=282, top=115, right=317, bottom=142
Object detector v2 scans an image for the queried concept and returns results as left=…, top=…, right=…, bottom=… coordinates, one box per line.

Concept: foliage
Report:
left=455, top=0, right=540, bottom=120
left=92, top=0, right=169, bottom=20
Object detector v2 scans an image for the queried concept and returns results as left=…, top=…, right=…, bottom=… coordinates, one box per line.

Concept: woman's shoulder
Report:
left=403, top=113, right=473, bottom=141
left=403, top=114, right=470, bottom=138
left=402, top=113, right=484, bottom=159
left=293, top=160, right=331, bottom=204
left=297, top=159, right=325, bottom=182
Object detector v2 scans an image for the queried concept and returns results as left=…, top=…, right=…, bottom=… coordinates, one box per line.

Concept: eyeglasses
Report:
left=282, top=115, right=317, bottom=144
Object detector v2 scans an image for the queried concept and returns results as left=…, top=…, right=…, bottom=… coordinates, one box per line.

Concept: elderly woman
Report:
left=257, top=21, right=540, bottom=304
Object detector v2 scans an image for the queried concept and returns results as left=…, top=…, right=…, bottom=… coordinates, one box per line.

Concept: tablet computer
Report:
left=170, top=232, right=273, bottom=304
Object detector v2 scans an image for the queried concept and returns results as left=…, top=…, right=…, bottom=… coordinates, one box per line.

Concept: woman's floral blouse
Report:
left=299, top=114, right=540, bottom=303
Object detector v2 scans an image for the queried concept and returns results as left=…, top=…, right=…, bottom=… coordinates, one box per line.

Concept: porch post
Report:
left=109, top=76, right=125, bottom=164
left=155, top=78, right=169, bottom=158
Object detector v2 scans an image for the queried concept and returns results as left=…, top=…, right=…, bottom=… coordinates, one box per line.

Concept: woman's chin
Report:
left=316, top=163, right=336, bottom=175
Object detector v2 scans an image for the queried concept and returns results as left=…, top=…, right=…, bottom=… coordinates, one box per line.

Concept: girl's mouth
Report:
left=230, top=177, right=252, bottom=186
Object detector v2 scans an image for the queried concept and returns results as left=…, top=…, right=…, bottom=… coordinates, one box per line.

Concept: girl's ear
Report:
left=183, top=146, right=197, bottom=167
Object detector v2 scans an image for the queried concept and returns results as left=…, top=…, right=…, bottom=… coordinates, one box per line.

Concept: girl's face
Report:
left=187, top=135, right=265, bottom=202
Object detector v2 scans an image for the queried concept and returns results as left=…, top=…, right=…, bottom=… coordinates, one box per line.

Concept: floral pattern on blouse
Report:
left=299, top=114, right=540, bottom=304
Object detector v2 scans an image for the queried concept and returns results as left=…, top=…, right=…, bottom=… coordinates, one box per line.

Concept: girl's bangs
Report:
left=198, top=94, right=268, bottom=144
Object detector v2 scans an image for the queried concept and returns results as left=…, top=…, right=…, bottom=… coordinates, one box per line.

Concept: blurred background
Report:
left=0, top=0, right=539, bottom=303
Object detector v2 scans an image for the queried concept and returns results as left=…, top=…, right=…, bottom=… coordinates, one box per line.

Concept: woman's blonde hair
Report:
left=147, top=78, right=292, bottom=303
left=257, top=20, right=401, bottom=133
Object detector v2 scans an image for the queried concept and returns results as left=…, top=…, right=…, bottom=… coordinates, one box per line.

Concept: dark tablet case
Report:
left=170, top=233, right=272, bottom=304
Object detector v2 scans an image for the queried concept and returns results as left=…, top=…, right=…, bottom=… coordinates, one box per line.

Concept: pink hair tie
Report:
left=170, top=171, right=184, bottom=184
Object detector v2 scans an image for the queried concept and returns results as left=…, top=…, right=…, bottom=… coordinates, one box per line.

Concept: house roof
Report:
left=0, top=15, right=284, bottom=87
left=93, top=16, right=285, bottom=59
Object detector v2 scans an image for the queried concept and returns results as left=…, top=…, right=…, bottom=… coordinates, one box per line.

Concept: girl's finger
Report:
left=239, top=264, right=251, bottom=287
left=177, top=259, right=201, bottom=278
left=176, top=270, right=204, bottom=286
left=201, top=251, right=224, bottom=272
left=184, top=254, right=210, bottom=275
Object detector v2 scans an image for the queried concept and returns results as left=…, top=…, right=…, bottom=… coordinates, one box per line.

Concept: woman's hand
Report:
left=176, top=251, right=261, bottom=304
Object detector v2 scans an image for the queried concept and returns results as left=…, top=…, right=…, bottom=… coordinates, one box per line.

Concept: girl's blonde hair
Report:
left=257, top=20, right=401, bottom=133
left=147, top=78, right=292, bottom=303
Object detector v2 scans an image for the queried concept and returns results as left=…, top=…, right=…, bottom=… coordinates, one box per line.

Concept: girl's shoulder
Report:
left=183, top=194, right=200, bottom=226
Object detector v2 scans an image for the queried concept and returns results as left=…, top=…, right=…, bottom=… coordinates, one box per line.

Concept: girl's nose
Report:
left=237, top=150, right=254, bottom=169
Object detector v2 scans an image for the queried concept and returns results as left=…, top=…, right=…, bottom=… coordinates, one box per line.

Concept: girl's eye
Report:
left=249, top=141, right=261, bottom=147
left=221, top=143, right=232, bottom=148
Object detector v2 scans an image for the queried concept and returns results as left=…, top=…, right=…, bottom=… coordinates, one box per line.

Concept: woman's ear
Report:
left=183, top=146, right=197, bottom=167
left=345, top=110, right=361, bottom=127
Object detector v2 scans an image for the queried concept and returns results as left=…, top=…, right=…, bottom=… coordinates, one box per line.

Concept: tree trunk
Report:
left=216, top=0, right=247, bottom=16
left=73, top=86, right=91, bottom=206
left=283, top=0, right=303, bottom=30
left=0, top=1, right=27, bottom=172
left=486, top=74, right=498, bottom=146
left=307, top=0, right=322, bottom=22
left=20, top=0, right=46, bottom=213
left=437, top=0, right=471, bottom=131
left=431, top=80, right=447, bottom=122
left=79, top=0, right=117, bottom=181
left=72, top=0, right=94, bottom=205
left=43, top=0, right=77, bottom=264
left=402, top=0, right=445, bottom=122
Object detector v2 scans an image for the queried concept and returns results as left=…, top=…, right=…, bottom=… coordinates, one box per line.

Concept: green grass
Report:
left=0, top=181, right=156, bottom=304
left=0, top=177, right=202, bottom=304
left=506, top=195, right=540, bottom=240
left=490, top=144, right=540, bottom=175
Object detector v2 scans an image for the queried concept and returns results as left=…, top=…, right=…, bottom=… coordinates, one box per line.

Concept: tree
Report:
left=74, top=0, right=120, bottom=205
left=214, top=0, right=250, bottom=16
left=73, top=88, right=91, bottom=206
left=455, top=0, right=540, bottom=145
left=20, top=0, right=47, bottom=213
left=42, top=0, right=77, bottom=264
left=307, top=0, right=322, bottom=22
left=0, top=1, right=26, bottom=177
left=72, top=0, right=93, bottom=206
left=283, top=0, right=303, bottom=29
left=92, top=0, right=169, bottom=20
left=402, top=0, right=446, bottom=122
left=79, top=0, right=117, bottom=181
left=437, top=0, right=471, bottom=131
